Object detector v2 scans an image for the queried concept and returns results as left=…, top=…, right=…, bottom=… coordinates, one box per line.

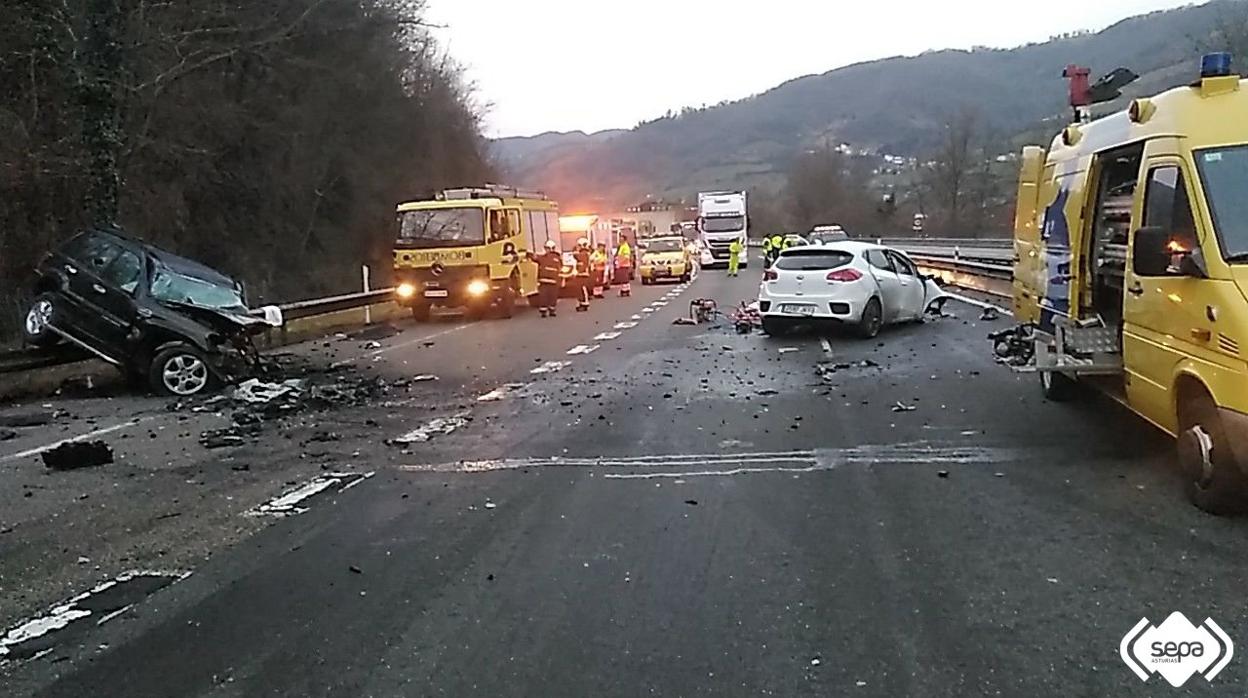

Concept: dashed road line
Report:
left=593, top=332, right=622, bottom=341
left=567, top=344, right=600, bottom=355
left=614, top=322, right=639, bottom=329
left=530, top=360, right=572, bottom=375
left=0, top=418, right=151, bottom=464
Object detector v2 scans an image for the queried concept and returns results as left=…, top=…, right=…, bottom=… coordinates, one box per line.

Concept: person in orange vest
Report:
left=590, top=242, right=609, bottom=298
left=615, top=237, right=633, bottom=297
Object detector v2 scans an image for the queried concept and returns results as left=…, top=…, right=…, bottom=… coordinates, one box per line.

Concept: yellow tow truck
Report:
left=1010, top=53, right=1248, bottom=513
left=393, top=186, right=560, bottom=320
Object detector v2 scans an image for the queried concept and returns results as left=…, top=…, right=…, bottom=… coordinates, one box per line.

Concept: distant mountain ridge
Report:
left=493, top=1, right=1233, bottom=210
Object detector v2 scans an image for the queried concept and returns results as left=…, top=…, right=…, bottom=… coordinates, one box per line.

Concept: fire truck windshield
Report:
left=397, top=208, right=485, bottom=248
left=1196, top=146, right=1248, bottom=262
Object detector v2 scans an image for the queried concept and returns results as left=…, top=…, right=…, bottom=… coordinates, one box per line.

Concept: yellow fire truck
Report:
left=1011, top=53, right=1248, bottom=514
left=393, top=186, right=559, bottom=320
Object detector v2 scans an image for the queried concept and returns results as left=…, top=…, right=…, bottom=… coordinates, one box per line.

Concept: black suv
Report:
left=22, top=228, right=278, bottom=396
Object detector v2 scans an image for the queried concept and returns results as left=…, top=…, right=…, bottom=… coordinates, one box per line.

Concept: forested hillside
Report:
left=0, top=0, right=493, bottom=334
left=496, top=1, right=1243, bottom=210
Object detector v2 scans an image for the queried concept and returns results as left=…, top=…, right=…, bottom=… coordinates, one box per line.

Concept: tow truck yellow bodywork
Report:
left=1014, top=62, right=1248, bottom=513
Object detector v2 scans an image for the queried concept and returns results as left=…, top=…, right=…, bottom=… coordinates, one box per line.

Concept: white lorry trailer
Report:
left=697, top=191, right=748, bottom=269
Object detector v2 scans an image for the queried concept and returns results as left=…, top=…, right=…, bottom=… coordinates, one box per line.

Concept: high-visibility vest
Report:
left=729, top=240, right=742, bottom=255
left=770, top=235, right=783, bottom=249
left=591, top=251, right=608, bottom=271
left=762, top=238, right=773, bottom=252
left=617, top=243, right=633, bottom=264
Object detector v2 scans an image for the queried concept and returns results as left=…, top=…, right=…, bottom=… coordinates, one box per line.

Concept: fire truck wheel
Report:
left=1181, top=393, right=1248, bottom=516
left=1039, top=370, right=1079, bottom=402
left=495, top=288, right=515, bottom=319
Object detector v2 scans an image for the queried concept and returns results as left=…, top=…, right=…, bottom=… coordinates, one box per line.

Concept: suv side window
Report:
left=101, top=250, right=144, bottom=295
left=866, top=249, right=895, bottom=273
left=63, top=233, right=122, bottom=274
left=887, top=251, right=918, bottom=277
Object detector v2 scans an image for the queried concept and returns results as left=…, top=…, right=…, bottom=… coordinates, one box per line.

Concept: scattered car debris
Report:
left=200, top=431, right=246, bottom=449
left=484, top=501, right=497, bottom=510
left=42, top=441, right=114, bottom=471
left=232, top=378, right=304, bottom=404
left=349, top=565, right=363, bottom=574
left=0, top=411, right=54, bottom=428
left=411, top=374, right=439, bottom=383
left=892, top=402, right=917, bottom=412
left=980, top=307, right=1001, bottom=321
left=937, top=470, right=950, bottom=478
left=672, top=317, right=698, bottom=325
left=778, top=347, right=799, bottom=354
left=684, top=499, right=698, bottom=506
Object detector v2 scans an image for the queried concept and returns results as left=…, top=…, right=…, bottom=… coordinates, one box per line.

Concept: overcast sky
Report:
left=425, top=0, right=1196, bottom=138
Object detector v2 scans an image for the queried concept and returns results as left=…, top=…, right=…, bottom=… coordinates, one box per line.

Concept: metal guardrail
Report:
left=0, top=287, right=400, bottom=375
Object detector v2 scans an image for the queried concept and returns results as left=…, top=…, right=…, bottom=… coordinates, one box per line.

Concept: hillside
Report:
left=494, top=1, right=1232, bottom=210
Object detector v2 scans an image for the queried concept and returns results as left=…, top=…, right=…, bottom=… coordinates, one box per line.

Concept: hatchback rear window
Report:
left=774, top=251, right=853, bottom=271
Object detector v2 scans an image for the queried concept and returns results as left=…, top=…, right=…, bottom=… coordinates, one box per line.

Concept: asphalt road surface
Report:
left=2, top=269, right=1248, bottom=697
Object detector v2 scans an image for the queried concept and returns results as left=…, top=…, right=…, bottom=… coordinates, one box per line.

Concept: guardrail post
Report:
left=362, top=265, right=372, bottom=326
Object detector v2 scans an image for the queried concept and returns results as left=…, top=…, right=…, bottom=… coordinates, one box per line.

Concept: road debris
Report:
left=0, top=411, right=54, bottom=428
left=672, top=317, right=698, bottom=325
left=891, top=401, right=917, bottom=413
left=232, top=379, right=304, bottom=404
left=349, top=565, right=363, bottom=574
left=200, top=431, right=246, bottom=449
left=937, top=470, right=950, bottom=478
left=980, top=307, right=1001, bottom=321
left=778, top=347, right=799, bottom=354
left=484, top=501, right=497, bottom=510
left=411, top=374, right=439, bottom=382
left=684, top=499, right=698, bottom=506
left=42, top=441, right=114, bottom=471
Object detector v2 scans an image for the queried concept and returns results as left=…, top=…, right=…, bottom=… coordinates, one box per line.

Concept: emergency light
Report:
left=1201, top=52, right=1234, bottom=78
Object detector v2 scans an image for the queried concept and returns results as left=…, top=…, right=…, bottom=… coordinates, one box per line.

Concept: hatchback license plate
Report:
left=780, top=304, right=816, bottom=316
left=424, top=290, right=449, bottom=298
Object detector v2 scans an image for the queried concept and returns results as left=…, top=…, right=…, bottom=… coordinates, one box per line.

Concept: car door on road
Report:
left=864, top=248, right=905, bottom=321
left=885, top=250, right=926, bottom=321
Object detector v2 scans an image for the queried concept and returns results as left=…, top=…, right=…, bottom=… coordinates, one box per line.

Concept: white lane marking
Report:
left=477, top=383, right=527, bottom=402
left=391, top=414, right=470, bottom=445
left=614, top=322, right=638, bottom=329
left=820, top=337, right=833, bottom=355
left=642, top=308, right=655, bottom=314
left=649, top=301, right=665, bottom=307
left=567, top=344, right=600, bottom=355
left=369, top=323, right=469, bottom=357
left=605, top=465, right=834, bottom=480
left=530, top=360, right=572, bottom=375
left=398, top=444, right=1014, bottom=475
left=631, top=314, right=643, bottom=320
left=1, top=570, right=190, bottom=659
left=945, top=292, right=1014, bottom=317
left=593, top=332, right=622, bottom=341
left=0, top=418, right=150, bottom=464
left=247, top=471, right=375, bottom=517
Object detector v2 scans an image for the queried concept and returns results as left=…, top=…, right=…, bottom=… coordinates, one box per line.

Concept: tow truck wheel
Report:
left=149, top=343, right=214, bottom=397
left=1181, top=394, right=1248, bottom=516
left=411, top=303, right=431, bottom=322
left=1039, top=370, right=1078, bottom=402
left=22, top=293, right=61, bottom=347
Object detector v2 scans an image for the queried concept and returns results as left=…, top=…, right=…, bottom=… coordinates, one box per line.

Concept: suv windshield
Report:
left=645, top=239, right=685, bottom=253
left=1195, top=146, right=1248, bottom=262
left=701, top=216, right=744, bottom=233
left=397, top=208, right=485, bottom=248
left=151, top=269, right=246, bottom=311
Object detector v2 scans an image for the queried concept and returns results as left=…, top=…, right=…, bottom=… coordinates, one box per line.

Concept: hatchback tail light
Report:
left=763, top=269, right=778, bottom=281
left=826, top=268, right=863, bottom=283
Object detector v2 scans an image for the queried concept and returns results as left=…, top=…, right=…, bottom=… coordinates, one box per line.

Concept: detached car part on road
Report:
left=22, top=228, right=282, bottom=396
left=758, top=242, right=950, bottom=338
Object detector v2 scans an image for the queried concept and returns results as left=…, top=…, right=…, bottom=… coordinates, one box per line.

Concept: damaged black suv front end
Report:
left=23, top=228, right=282, bottom=396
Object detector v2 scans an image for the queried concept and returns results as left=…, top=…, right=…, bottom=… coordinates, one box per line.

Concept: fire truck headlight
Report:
left=396, top=283, right=416, bottom=299
left=467, top=279, right=491, bottom=297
